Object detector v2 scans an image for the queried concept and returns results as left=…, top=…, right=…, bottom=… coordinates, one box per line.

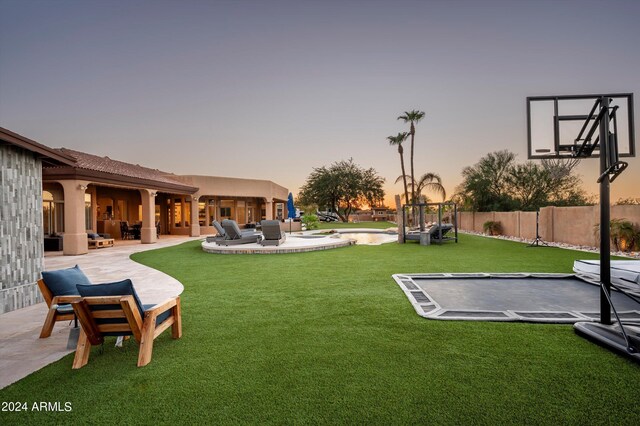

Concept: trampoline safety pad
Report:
left=392, top=273, right=640, bottom=324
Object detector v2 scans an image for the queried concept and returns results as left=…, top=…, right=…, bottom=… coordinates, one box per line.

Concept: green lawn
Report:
left=1, top=232, right=639, bottom=425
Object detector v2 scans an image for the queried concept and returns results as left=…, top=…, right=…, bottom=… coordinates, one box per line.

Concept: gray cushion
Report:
left=41, top=265, right=91, bottom=297
left=56, top=304, right=75, bottom=314
left=143, top=304, right=172, bottom=325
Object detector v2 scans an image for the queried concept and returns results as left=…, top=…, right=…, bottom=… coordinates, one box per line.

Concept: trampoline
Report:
left=573, top=260, right=640, bottom=297
left=393, top=273, right=640, bottom=324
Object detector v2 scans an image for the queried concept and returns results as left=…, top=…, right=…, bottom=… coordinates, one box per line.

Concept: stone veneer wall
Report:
left=0, top=144, right=44, bottom=314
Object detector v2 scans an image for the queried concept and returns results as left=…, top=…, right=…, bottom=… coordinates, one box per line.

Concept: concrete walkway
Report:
left=0, top=236, right=200, bottom=389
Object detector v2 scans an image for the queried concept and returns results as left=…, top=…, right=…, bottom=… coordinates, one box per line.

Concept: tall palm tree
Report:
left=395, top=172, right=446, bottom=203
left=387, top=132, right=410, bottom=204
left=397, top=110, right=426, bottom=204
left=415, top=172, right=445, bottom=202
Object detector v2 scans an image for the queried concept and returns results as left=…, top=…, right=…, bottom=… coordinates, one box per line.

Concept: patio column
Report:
left=139, top=189, right=157, bottom=244
left=265, top=200, right=273, bottom=220
left=60, top=180, right=90, bottom=255
left=190, top=196, right=200, bottom=237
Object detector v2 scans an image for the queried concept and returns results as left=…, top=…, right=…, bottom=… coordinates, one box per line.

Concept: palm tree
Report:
left=395, top=172, right=446, bottom=203
left=387, top=132, right=410, bottom=204
left=397, top=110, right=426, bottom=204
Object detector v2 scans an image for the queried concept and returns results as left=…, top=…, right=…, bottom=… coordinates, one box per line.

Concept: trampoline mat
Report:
left=392, top=273, right=640, bottom=323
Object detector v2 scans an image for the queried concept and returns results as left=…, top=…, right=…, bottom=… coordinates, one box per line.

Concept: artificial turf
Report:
left=1, top=232, right=639, bottom=425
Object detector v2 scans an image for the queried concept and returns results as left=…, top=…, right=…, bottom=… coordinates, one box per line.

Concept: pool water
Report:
left=338, top=233, right=397, bottom=245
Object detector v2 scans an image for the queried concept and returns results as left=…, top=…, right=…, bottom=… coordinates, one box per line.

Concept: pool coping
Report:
left=201, top=228, right=397, bottom=254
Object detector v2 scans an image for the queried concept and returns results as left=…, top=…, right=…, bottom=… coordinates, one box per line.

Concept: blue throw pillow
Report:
left=41, top=265, right=91, bottom=297
left=76, top=279, right=145, bottom=319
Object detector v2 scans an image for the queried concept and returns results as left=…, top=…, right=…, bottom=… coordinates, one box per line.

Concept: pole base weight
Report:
left=574, top=321, right=640, bottom=363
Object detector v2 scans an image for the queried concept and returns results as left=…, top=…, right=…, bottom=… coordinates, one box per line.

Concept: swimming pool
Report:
left=337, top=232, right=397, bottom=245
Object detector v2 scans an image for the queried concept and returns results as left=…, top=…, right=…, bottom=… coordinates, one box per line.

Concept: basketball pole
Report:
left=599, top=96, right=612, bottom=326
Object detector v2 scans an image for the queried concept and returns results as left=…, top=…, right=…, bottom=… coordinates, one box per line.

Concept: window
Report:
left=85, top=193, right=92, bottom=231
left=220, top=200, right=234, bottom=220
left=155, top=205, right=161, bottom=230
left=198, top=202, right=206, bottom=226
left=237, top=201, right=246, bottom=224
left=208, top=199, right=216, bottom=225
left=43, top=190, right=64, bottom=235
left=247, top=206, right=255, bottom=223
left=174, top=198, right=182, bottom=226
left=184, top=200, right=191, bottom=227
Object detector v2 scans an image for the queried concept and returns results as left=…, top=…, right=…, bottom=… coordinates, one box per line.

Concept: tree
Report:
left=387, top=132, right=410, bottom=204
left=397, top=110, right=426, bottom=204
left=298, top=159, right=385, bottom=222
left=454, top=150, right=591, bottom=211
left=455, top=150, right=516, bottom=211
left=506, top=162, right=553, bottom=210
left=395, top=172, right=446, bottom=203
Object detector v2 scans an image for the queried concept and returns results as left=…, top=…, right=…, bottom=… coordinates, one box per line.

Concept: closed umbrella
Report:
left=287, top=193, right=296, bottom=233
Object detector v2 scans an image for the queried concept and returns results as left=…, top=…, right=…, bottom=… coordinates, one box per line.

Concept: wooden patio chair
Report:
left=71, top=279, right=182, bottom=368
left=38, top=265, right=92, bottom=338
left=37, top=279, right=80, bottom=338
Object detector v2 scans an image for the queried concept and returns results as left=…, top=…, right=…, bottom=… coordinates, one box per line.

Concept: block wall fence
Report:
left=455, top=205, right=640, bottom=247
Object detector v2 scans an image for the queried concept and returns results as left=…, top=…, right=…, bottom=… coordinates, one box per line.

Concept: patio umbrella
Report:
left=287, top=192, right=296, bottom=234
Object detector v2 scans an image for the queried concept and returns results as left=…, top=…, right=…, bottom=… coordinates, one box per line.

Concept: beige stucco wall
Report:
left=551, top=206, right=598, bottom=247
left=175, top=175, right=289, bottom=202
left=519, top=212, right=537, bottom=240
left=494, top=212, right=518, bottom=236
left=459, top=212, right=474, bottom=230
left=458, top=205, right=640, bottom=247
left=473, top=212, right=495, bottom=233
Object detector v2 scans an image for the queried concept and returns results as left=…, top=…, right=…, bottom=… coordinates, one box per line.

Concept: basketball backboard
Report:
left=527, top=93, right=635, bottom=159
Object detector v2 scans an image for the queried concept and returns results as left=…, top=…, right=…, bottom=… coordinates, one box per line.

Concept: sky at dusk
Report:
left=1, top=0, right=639, bottom=205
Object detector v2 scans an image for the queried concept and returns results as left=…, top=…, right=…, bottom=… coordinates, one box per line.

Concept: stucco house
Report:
left=0, top=127, right=289, bottom=313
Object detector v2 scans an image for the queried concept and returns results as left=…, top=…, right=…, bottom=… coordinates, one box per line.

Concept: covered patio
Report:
left=42, top=148, right=198, bottom=255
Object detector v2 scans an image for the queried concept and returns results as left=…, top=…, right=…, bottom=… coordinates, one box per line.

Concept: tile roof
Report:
left=54, top=148, right=191, bottom=187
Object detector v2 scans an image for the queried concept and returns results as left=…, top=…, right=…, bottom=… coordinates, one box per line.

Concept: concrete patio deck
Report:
left=0, top=235, right=200, bottom=389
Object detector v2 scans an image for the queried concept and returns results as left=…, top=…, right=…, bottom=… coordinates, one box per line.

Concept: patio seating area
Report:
left=0, top=235, right=196, bottom=389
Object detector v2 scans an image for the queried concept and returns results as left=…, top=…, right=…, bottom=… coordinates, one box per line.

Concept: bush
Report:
left=483, top=221, right=502, bottom=236
left=595, top=219, right=640, bottom=252
left=302, top=214, right=319, bottom=230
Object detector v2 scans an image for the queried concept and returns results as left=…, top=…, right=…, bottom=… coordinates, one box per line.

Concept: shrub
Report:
left=611, top=219, right=638, bottom=252
left=302, top=214, right=319, bottom=230
left=593, top=218, right=640, bottom=252
left=483, top=221, right=502, bottom=236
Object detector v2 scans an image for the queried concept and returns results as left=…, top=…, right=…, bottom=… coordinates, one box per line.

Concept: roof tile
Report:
left=55, top=148, right=189, bottom=187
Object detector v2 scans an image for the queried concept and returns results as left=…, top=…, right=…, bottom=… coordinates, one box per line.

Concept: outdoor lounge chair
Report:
left=71, top=279, right=182, bottom=368
left=38, top=265, right=91, bottom=338
left=260, top=220, right=286, bottom=246
left=428, top=223, right=454, bottom=241
left=206, top=220, right=256, bottom=243
left=217, top=219, right=262, bottom=246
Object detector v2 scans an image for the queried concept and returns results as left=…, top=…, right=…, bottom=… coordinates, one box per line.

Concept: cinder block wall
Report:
left=458, top=205, right=640, bottom=247
left=0, top=145, right=44, bottom=314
